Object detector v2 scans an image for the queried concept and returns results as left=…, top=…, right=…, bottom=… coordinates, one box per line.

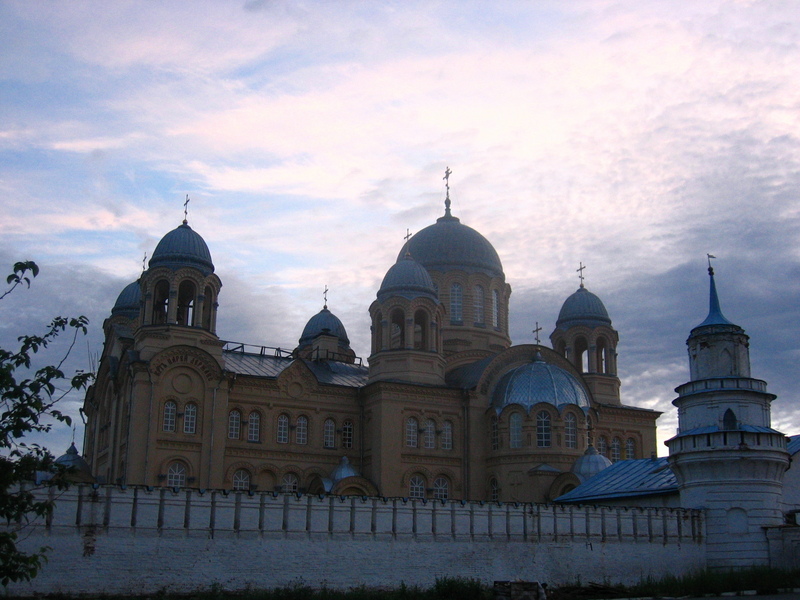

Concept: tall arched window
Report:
left=625, top=437, right=636, bottom=460
left=450, top=283, right=463, bottom=322
left=490, top=478, right=500, bottom=502
left=564, top=413, right=577, bottom=449
left=490, top=417, right=499, bottom=451
left=183, top=402, right=197, bottom=434
left=424, top=419, right=436, bottom=449
left=342, top=420, right=354, bottom=449
left=202, top=285, right=214, bottom=329
left=492, top=289, right=500, bottom=329
left=167, top=461, right=186, bottom=487
left=409, top=475, right=425, bottom=499
left=597, top=436, right=608, bottom=456
left=723, top=408, right=738, bottom=430
left=248, top=411, right=260, bottom=442
left=441, top=421, right=453, bottom=451
left=152, top=280, right=170, bottom=325
left=390, top=309, right=405, bottom=349
left=232, top=469, right=250, bottom=491
left=473, top=285, right=484, bottom=325
left=537, top=411, right=551, bottom=447
left=406, top=417, right=418, bottom=448
left=163, top=400, right=177, bottom=432
left=282, top=473, right=299, bottom=493
left=413, top=309, right=428, bottom=351
left=575, top=337, right=589, bottom=373
left=296, top=416, right=308, bottom=445
left=509, top=413, right=522, bottom=449
left=611, top=437, right=621, bottom=462
left=433, top=477, right=449, bottom=500
left=596, top=338, right=607, bottom=374
left=177, top=280, right=196, bottom=326
left=323, top=418, right=336, bottom=448
left=277, top=414, right=289, bottom=444
left=228, top=410, right=241, bottom=439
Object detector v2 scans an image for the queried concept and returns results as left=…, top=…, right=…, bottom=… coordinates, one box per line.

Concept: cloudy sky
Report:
left=1, top=0, right=798, bottom=458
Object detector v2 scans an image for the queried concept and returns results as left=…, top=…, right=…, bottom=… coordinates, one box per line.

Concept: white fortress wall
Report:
left=8, top=485, right=706, bottom=596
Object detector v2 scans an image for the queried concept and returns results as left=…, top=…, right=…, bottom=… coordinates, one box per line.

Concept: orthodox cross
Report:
left=707, top=253, right=716, bottom=275
left=443, top=166, right=452, bottom=214
left=183, top=194, right=190, bottom=223
left=404, top=229, right=413, bottom=242
left=577, top=262, right=586, bottom=287
left=323, top=285, right=329, bottom=309
left=532, top=322, right=542, bottom=345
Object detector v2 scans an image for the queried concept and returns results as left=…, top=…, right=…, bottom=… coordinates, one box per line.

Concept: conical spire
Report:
left=694, top=261, right=735, bottom=329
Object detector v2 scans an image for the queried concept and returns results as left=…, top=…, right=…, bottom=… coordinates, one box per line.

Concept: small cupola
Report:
left=296, top=305, right=355, bottom=363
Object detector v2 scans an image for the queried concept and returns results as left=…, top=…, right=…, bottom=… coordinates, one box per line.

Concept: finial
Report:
left=323, top=285, right=328, bottom=310
left=532, top=321, right=542, bottom=345
left=142, top=252, right=147, bottom=273
left=71, top=423, right=76, bottom=444
left=707, top=253, right=716, bottom=276
left=183, top=194, right=190, bottom=224
left=577, top=262, right=586, bottom=288
left=443, top=166, right=452, bottom=217
left=403, top=229, right=413, bottom=257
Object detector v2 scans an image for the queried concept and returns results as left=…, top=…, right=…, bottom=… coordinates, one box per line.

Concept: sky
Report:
left=1, top=0, right=799, bottom=459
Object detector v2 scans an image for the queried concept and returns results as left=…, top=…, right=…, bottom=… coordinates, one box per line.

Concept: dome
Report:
left=377, top=254, right=438, bottom=303
left=111, top=280, right=141, bottom=319
left=149, top=222, right=214, bottom=275
left=299, top=307, right=351, bottom=349
left=55, top=443, right=93, bottom=478
left=330, top=456, right=359, bottom=481
left=556, top=286, right=611, bottom=329
left=397, top=212, right=503, bottom=278
left=492, top=354, right=590, bottom=413
left=571, top=445, right=612, bottom=481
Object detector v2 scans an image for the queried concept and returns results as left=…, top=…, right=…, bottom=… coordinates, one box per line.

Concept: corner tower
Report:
left=666, top=262, right=789, bottom=568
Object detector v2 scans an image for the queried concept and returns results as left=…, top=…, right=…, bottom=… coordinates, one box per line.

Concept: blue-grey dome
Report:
left=111, top=281, right=141, bottom=319
left=398, top=213, right=503, bottom=278
left=55, top=443, right=92, bottom=476
left=377, top=254, right=438, bottom=302
left=492, top=354, right=590, bottom=413
left=556, top=286, right=611, bottom=329
left=149, top=222, right=214, bottom=275
left=299, top=307, right=351, bottom=349
left=571, top=445, right=612, bottom=481
left=330, top=456, right=359, bottom=481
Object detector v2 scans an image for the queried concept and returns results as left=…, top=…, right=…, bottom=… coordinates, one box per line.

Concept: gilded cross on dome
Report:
left=577, top=262, right=586, bottom=288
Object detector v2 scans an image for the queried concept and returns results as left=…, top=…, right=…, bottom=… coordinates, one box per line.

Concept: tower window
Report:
left=177, top=280, right=196, bottom=326
left=509, top=412, right=522, bottom=449
left=390, top=309, right=405, bottom=349
left=413, top=309, right=428, bottom=350
left=537, top=411, right=551, bottom=448
left=473, top=285, right=484, bottom=325
left=450, top=283, right=463, bottom=323
left=575, top=337, right=589, bottom=373
left=153, top=280, right=170, bottom=325
left=492, top=289, right=500, bottom=329
left=723, top=409, right=738, bottom=430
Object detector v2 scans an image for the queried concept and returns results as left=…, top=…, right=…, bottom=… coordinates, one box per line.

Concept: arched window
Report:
left=390, top=309, right=405, bottom=349
left=372, top=310, right=382, bottom=351
left=406, top=417, right=418, bottom=448
left=490, top=478, right=500, bottom=502
left=152, top=280, right=170, bottom=325
left=564, top=413, right=577, bottom=449
left=537, top=411, right=551, bottom=447
left=625, top=437, right=636, bottom=460
left=177, top=280, right=196, bottom=326
left=723, top=409, right=738, bottom=430
left=450, top=283, right=463, bottom=323
left=473, top=285, right=484, bottom=325
left=409, top=475, right=425, bottom=499
left=423, top=419, right=436, bottom=449
left=433, top=477, right=449, bottom=500
left=413, top=309, right=428, bottom=351
left=509, top=413, right=522, bottom=449
left=492, top=289, right=500, bottom=329
left=183, top=402, right=197, bottom=434
left=167, top=461, right=186, bottom=487
left=323, top=418, right=335, bottom=448
left=597, top=436, right=608, bottom=457
left=596, top=338, right=608, bottom=374
left=342, top=420, right=354, bottom=449
left=296, top=416, right=308, bottom=445
left=490, top=417, right=499, bottom=451
left=575, top=336, right=589, bottom=373
left=611, top=437, right=621, bottom=462
left=228, top=410, right=241, bottom=439
left=163, top=400, right=177, bottom=432
left=441, top=421, right=453, bottom=451
left=282, top=473, right=299, bottom=493
left=202, top=285, right=214, bottom=330
left=277, top=414, right=289, bottom=444
left=248, top=411, right=260, bottom=442
left=232, top=469, right=250, bottom=491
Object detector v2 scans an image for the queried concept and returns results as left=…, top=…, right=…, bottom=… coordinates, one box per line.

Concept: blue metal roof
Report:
left=555, top=457, right=677, bottom=504
left=377, top=254, right=438, bottom=302
left=445, top=354, right=495, bottom=389
left=555, top=286, right=611, bottom=330
left=671, top=424, right=784, bottom=439
left=787, top=435, right=800, bottom=456
left=222, top=349, right=368, bottom=388
left=149, top=222, right=214, bottom=275
left=298, top=307, right=351, bottom=349
left=111, top=280, right=141, bottom=319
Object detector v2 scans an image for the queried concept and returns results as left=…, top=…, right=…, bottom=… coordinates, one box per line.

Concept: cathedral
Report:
left=82, top=187, right=663, bottom=503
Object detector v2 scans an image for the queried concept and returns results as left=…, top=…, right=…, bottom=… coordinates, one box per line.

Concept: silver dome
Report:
left=492, top=354, right=590, bottom=414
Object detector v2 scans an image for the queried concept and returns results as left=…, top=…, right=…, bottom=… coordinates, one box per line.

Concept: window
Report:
left=473, top=285, right=484, bottom=324
left=277, top=414, right=289, bottom=444
left=441, top=421, right=453, bottom=451
left=282, top=473, right=299, bottom=493
left=247, top=411, right=260, bottom=442
left=296, top=416, right=308, bottom=445
left=537, top=411, right=551, bottom=447
left=152, top=280, right=170, bottom=325
left=176, top=280, right=196, bottom=326
left=509, top=413, right=522, bottom=449
left=167, top=462, right=186, bottom=487
left=323, top=418, right=335, bottom=448
left=490, top=478, right=500, bottom=502
left=406, top=417, right=418, bottom=448
left=409, top=475, right=425, bottom=499
left=232, top=469, right=250, bottom=491
left=597, top=436, right=608, bottom=456
left=183, top=402, right=197, bottom=434
left=450, top=283, right=463, bottom=322
left=413, top=309, right=427, bottom=350
left=424, top=419, right=436, bottom=449
left=575, top=337, right=589, bottom=373
left=228, top=410, right=241, bottom=439
left=163, top=401, right=176, bottom=432
left=342, top=420, right=353, bottom=449
left=611, top=437, right=621, bottom=462
left=390, top=309, right=404, bottom=349
left=433, top=477, right=449, bottom=500
left=625, top=437, right=636, bottom=460
left=564, top=413, right=577, bottom=449
left=492, top=289, right=500, bottom=328
left=491, top=417, right=499, bottom=451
